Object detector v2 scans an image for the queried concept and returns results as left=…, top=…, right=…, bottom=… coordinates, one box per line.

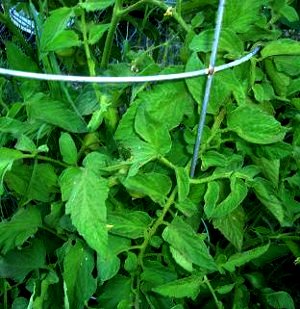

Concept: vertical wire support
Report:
left=189, top=0, right=226, bottom=178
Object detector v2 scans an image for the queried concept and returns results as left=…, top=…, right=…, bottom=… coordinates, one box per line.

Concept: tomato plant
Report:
left=0, top=0, right=300, bottom=308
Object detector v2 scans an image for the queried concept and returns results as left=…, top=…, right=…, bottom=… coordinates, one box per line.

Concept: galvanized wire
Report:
left=189, top=0, right=226, bottom=178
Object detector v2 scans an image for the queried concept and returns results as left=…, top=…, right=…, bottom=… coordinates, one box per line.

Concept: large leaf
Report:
left=262, top=288, right=295, bottom=309
left=122, top=172, right=172, bottom=205
left=252, top=178, right=285, bottom=225
left=97, top=235, right=130, bottom=282
left=175, top=167, right=190, bottom=202
left=107, top=211, right=151, bottom=239
left=0, top=207, right=41, bottom=254
left=162, top=217, right=216, bottom=271
left=189, top=29, right=244, bottom=57
left=0, top=240, right=46, bottom=282
left=98, top=275, right=132, bottom=308
left=227, top=104, right=286, bottom=144
left=222, top=244, right=270, bottom=272
left=152, top=275, right=203, bottom=299
left=205, top=177, right=248, bottom=219
left=5, top=162, right=58, bottom=203
left=62, top=240, right=96, bottom=309
left=261, top=39, right=300, bottom=58
left=213, top=206, right=245, bottom=251
left=223, top=0, right=267, bottom=33
left=63, top=167, right=109, bottom=255
left=135, top=107, right=171, bottom=156
left=40, top=7, right=80, bottom=52
left=26, top=93, right=87, bottom=133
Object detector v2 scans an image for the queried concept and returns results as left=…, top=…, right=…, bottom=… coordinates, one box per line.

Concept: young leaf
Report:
left=175, top=167, right=190, bottom=202
left=227, top=104, right=287, bottom=144
left=80, top=0, right=115, bottom=12
left=62, top=240, right=96, bottom=309
left=26, top=93, right=87, bottom=133
left=15, top=135, right=37, bottom=153
left=64, top=167, right=109, bottom=255
left=88, top=24, right=110, bottom=45
left=162, top=217, right=217, bottom=271
left=124, top=252, right=138, bottom=273
left=59, top=133, right=78, bottom=165
left=152, top=275, right=203, bottom=299
left=40, top=7, right=80, bottom=53
left=222, top=243, right=270, bottom=272
left=0, top=206, right=41, bottom=254
left=0, top=240, right=46, bottom=282
left=122, top=172, right=172, bottom=205
left=107, top=211, right=151, bottom=239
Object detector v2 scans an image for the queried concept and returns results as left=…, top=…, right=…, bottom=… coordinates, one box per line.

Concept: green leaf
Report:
left=64, top=167, right=109, bottom=255
left=252, top=178, right=285, bottom=225
left=40, top=7, right=80, bottom=52
left=253, top=157, right=280, bottom=187
left=169, top=247, right=194, bottom=272
left=273, top=56, right=300, bottom=76
left=0, top=148, right=25, bottom=194
left=107, top=211, right=151, bottom=239
left=204, top=181, right=220, bottom=219
left=261, top=39, right=300, bottom=58
left=141, top=260, right=177, bottom=289
left=98, top=235, right=130, bottom=282
left=207, top=178, right=248, bottom=219
left=124, top=252, right=138, bottom=273
left=26, top=93, right=87, bottom=133
left=222, top=244, right=270, bottom=272
left=62, top=240, right=96, bottom=309
left=15, top=135, right=36, bottom=153
left=227, top=104, right=287, bottom=144
left=98, top=275, right=132, bottom=309
left=175, top=167, right=190, bottom=202
left=280, top=4, right=299, bottom=23
left=5, top=162, right=58, bottom=203
left=0, top=117, right=26, bottom=135
left=152, top=275, right=203, bottom=299
left=213, top=206, right=245, bottom=251
left=59, top=133, right=78, bottom=165
left=0, top=207, right=41, bottom=254
left=122, top=172, right=172, bottom=205
left=162, top=217, right=217, bottom=271
left=223, top=0, right=267, bottom=33
left=88, top=24, right=110, bottom=45
left=189, top=29, right=243, bottom=57
left=135, top=107, right=171, bottom=156
left=262, top=288, right=295, bottom=309
left=175, top=198, right=198, bottom=218
left=80, top=0, right=115, bottom=11
left=0, top=240, right=46, bottom=282
left=59, top=167, right=82, bottom=201
left=6, top=42, right=39, bottom=72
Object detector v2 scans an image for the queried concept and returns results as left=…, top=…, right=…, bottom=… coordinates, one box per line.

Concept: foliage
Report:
left=0, top=0, right=300, bottom=308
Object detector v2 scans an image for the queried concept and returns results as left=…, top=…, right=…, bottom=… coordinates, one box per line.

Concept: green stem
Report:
left=100, top=0, right=123, bottom=69
left=189, top=172, right=232, bottom=184
left=159, top=156, right=176, bottom=171
left=23, top=154, right=68, bottom=168
left=137, top=188, right=177, bottom=268
left=204, top=275, right=223, bottom=309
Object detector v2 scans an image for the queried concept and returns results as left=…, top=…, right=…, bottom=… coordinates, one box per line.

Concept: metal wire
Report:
left=189, top=0, right=226, bottom=178
left=0, top=47, right=259, bottom=83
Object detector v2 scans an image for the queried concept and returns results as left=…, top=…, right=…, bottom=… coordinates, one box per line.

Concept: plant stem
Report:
left=100, top=0, right=123, bottom=69
left=23, top=154, right=68, bottom=168
left=137, top=188, right=177, bottom=268
left=204, top=275, right=223, bottom=309
left=189, top=172, right=232, bottom=184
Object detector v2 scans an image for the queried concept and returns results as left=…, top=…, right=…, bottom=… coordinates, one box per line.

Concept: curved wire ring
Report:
left=0, top=47, right=259, bottom=84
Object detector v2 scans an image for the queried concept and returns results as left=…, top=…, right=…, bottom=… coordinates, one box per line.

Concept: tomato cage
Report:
left=0, top=0, right=261, bottom=177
